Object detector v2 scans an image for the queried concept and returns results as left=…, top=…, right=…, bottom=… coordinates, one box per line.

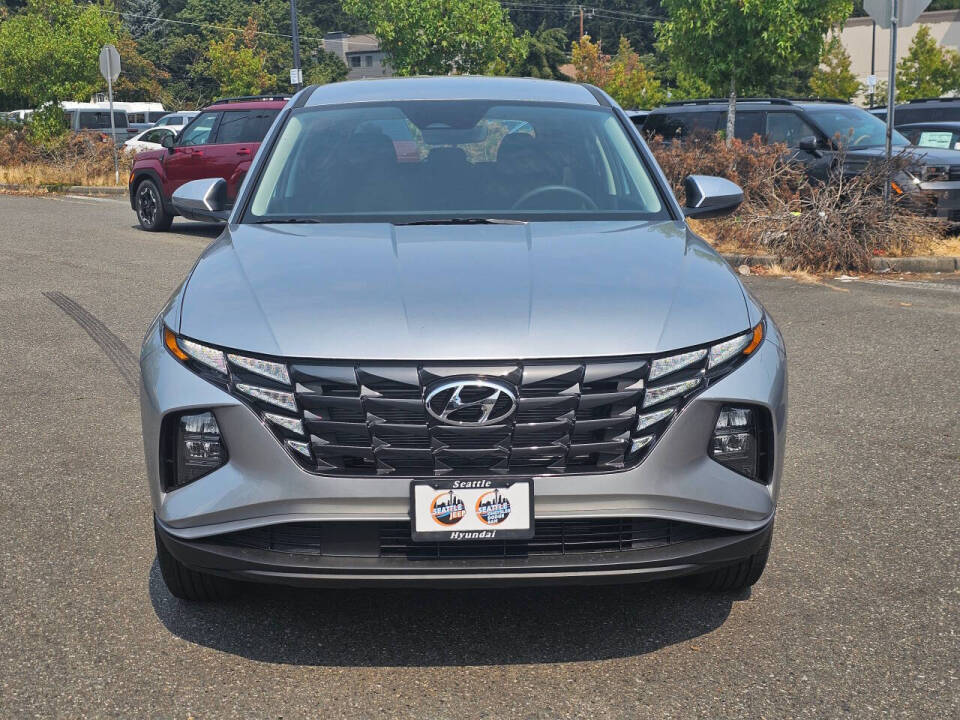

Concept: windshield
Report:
left=806, top=107, right=909, bottom=147
left=245, top=101, right=667, bottom=223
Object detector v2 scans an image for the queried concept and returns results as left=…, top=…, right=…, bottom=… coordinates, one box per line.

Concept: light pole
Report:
left=290, top=0, right=302, bottom=89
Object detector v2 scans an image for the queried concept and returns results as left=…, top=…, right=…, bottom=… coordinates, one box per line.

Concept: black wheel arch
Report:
left=131, top=169, right=177, bottom=216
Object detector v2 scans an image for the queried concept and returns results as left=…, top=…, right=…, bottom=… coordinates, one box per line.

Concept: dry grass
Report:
left=0, top=128, right=131, bottom=188
left=0, top=162, right=122, bottom=187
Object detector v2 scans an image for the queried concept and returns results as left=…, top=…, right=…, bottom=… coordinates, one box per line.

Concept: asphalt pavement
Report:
left=1, top=194, right=957, bottom=718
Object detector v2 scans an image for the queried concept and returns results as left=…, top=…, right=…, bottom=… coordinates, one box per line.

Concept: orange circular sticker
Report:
left=430, top=490, right=466, bottom=526
left=475, top=490, right=512, bottom=526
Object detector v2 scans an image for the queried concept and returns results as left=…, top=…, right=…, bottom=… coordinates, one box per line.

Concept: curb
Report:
left=721, top=253, right=960, bottom=273
left=0, top=183, right=126, bottom=195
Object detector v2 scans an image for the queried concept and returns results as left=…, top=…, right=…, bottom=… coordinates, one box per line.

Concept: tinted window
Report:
left=248, top=101, right=668, bottom=223
left=141, top=128, right=171, bottom=144
left=643, top=111, right=722, bottom=139
left=732, top=112, right=764, bottom=141
left=77, top=111, right=127, bottom=129
left=179, top=112, right=219, bottom=146
left=215, top=110, right=278, bottom=144
left=148, top=111, right=167, bottom=122
left=805, top=107, right=909, bottom=147
left=765, top=112, right=817, bottom=147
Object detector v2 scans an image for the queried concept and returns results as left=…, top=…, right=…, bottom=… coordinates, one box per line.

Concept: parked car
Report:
left=625, top=109, right=650, bottom=129
left=870, top=97, right=960, bottom=124
left=153, top=111, right=200, bottom=129
left=643, top=98, right=960, bottom=219
left=143, top=76, right=787, bottom=601
left=123, top=126, right=178, bottom=154
left=129, top=97, right=287, bottom=231
left=897, top=121, right=960, bottom=151
left=61, top=102, right=137, bottom=146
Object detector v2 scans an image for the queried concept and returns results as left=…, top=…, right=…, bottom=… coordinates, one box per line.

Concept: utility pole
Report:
left=883, top=0, right=898, bottom=204
left=290, top=0, right=302, bottom=89
left=870, top=21, right=876, bottom=107
left=579, top=6, right=584, bottom=39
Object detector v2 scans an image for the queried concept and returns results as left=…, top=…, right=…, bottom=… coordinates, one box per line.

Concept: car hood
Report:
left=178, top=220, right=751, bottom=360
left=847, top=145, right=960, bottom=164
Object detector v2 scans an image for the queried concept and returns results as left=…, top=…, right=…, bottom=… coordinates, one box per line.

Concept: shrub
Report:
left=648, top=133, right=945, bottom=271
left=0, top=126, right=132, bottom=187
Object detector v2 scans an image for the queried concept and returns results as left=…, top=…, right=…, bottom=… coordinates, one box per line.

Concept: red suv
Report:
left=129, top=96, right=288, bottom=231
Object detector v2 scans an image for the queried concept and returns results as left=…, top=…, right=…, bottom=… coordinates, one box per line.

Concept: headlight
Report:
left=162, top=326, right=310, bottom=462
left=921, top=165, right=950, bottom=182
left=161, top=410, right=227, bottom=490
left=708, top=405, right=772, bottom=483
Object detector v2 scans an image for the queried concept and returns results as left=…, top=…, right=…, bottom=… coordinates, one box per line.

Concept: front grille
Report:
left=204, top=518, right=729, bottom=560
left=210, top=340, right=751, bottom=477
left=949, top=165, right=960, bottom=182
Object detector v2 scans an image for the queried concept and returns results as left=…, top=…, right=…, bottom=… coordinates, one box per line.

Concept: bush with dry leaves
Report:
left=648, top=133, right=945, bottom=271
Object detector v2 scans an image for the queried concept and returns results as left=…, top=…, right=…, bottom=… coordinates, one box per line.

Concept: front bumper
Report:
left=156, top=515, right=774, bottom=588
left=140, top=315, right=787, bottom=586
left=918, top=180, right=960, bottom=220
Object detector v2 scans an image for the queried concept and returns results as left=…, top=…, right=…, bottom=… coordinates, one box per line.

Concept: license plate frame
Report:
left=409, top=479, right=534, bottom=542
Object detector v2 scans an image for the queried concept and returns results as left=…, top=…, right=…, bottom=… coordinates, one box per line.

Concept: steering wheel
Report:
left=512, top=185, right=599, bottom=210
left=851, top=133, right=871, bottom=146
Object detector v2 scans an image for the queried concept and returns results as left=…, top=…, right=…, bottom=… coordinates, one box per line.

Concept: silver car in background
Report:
left=141, top=77, right=787, bottom=601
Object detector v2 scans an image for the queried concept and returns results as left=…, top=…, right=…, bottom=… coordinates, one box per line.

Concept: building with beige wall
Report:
left=838, top=9, right=960, bottom=101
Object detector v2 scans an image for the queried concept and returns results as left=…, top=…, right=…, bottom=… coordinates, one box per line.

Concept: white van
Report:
left=61, top=102, right=136, bottom=146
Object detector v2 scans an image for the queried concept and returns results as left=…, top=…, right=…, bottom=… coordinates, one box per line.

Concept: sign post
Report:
left=99, top=44, right=122, bottom=185
left=864, top=0, right=931, bottom=203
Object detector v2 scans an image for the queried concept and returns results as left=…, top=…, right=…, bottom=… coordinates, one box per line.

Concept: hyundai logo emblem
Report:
left=425, top=379, right=518, bottom=426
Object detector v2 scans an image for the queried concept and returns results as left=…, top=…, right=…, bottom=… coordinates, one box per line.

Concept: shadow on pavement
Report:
left=149, top=560, right=743, bottom=667
left=132, top=222, right=223, bottom=239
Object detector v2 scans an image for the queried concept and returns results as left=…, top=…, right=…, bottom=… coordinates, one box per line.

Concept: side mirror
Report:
left=798, top=135, right=822, bottom=157
left=171, top=178, right=229, bottom=222
left=682, top=175, right=743, bottom=219
left=160, top=133, right=175, bottom=150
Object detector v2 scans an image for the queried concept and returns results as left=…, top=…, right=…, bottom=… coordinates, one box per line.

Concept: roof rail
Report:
left=788, top=97, right=850, bottom=104
left=663, top=97, right=796, bottom=107
left=212, top=95, right=292, bottom=104
left=906, top=97, right=959, bottom=103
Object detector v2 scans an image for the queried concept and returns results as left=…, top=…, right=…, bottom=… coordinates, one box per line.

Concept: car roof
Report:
left=647, top=99, right=852, bottom=114
left=302, top=76, right=601, bottom=107
left=204, top=99, right=289, bottom=111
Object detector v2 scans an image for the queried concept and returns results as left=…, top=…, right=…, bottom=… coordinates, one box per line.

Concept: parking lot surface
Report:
left=1, top=194, right=957, bottom=718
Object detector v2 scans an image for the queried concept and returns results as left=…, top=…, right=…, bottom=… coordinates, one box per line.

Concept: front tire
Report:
left=135, top=179, right=173, bottom=232
left=155, top=523, right=236, bottom=601
left=683, top=536, right=771, bottom=592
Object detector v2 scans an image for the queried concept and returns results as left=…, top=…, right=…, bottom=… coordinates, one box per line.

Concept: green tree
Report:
left=809, top=35, right=862, bottom=101
left=204, top=18, right=276, bottom=97
left=506, top=24, right=568, bottom=80
left=342, top=0, right=520, bottom=75
left=657, top=0, right=851, bottom=142
left=605, top=36, right=665, bottom=109
left=571, top=35, right=664, bottom=109
left=304, top=49, right=349, bottom=86
left=0, top=0, right=115, bottom=140
left=896, top=25, right=960, bottom=101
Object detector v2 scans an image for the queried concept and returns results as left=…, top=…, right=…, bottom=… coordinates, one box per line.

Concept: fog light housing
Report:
left=163, top=411, right=227, bottom=489
left=709, top=405, right=761, bottom=480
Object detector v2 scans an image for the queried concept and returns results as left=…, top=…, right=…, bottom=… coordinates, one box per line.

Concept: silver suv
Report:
left=141, top=77, right=787, bottom=600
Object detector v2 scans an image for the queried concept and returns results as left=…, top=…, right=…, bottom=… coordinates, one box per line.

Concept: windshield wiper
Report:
left=250, top=217, right=325, bottom=224
left=393, top=217, right=528, bottom=226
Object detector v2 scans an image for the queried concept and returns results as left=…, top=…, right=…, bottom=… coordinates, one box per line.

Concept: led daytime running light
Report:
left=228, top=353, right=291, bottom=385
left=177, top=336, right=228, bottom=374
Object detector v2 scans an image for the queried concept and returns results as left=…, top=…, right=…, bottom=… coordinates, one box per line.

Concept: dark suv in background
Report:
left=643, top=98, right=960, bottom=219
left=129, top=95, right=287, bottom=231
left=870, top=97, right=960, bottom=124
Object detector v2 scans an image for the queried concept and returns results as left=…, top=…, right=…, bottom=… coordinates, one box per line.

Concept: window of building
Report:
left=364, top=55, right=373, bottom=67
left=350, top=56, right=361, bottom=68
